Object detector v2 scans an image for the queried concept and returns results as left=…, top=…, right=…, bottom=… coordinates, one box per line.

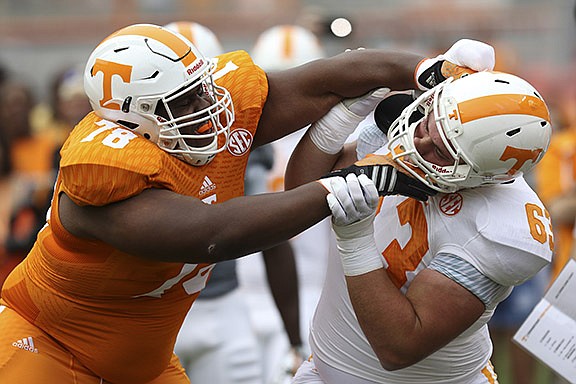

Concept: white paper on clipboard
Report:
left=513, top=259, right=576, bottom=383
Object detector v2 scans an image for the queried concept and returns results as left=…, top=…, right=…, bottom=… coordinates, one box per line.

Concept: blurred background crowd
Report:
left=0, top=1, right=575, bottom=384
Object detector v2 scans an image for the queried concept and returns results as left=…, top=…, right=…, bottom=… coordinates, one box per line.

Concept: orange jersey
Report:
left=0, top=50, right=268, bottom=384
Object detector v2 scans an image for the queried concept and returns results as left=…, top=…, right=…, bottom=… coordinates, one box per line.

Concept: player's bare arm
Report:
left=345, top=268, right=484, bottom=370
left=254, top=50, right=424, bottom=146
left=58, top=183, right=330, bottom=263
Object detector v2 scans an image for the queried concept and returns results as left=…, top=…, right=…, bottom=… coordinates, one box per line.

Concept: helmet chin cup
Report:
left=175, top=136, right=218, bottom=166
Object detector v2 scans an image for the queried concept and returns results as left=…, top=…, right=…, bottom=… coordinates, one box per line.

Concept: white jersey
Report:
left=309, top=176, right=552, bottom=383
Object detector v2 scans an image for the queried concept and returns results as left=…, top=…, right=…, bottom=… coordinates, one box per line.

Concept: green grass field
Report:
left=491, top=336, right=563, bottom=384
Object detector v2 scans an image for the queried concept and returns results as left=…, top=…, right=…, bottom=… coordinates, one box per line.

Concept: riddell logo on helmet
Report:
left=431, top=164, right=451, bottom=174
left=187, top=59, right=205, bottom=76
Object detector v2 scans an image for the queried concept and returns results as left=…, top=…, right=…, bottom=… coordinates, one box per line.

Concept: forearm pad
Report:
left=309, top=102, right=364, bottom=154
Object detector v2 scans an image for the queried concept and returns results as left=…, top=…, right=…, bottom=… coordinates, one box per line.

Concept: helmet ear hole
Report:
left=506, top=128, right=521, bottom=137
left=122, top=97, right=132, bottom=113
left=117, top=120, right=139, bottom=130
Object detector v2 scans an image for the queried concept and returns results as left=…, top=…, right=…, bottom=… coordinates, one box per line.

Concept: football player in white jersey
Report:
left=286, top=68, right=553, bottom=383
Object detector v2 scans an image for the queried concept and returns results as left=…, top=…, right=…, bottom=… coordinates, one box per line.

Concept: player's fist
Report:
left=317, top=173, right=379, bottom=226
left=415, top=39, right=495, bottom=90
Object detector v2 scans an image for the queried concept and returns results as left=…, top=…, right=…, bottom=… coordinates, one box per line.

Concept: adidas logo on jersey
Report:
left=12, top=336, right=38, bottom=353
left=199, top=176, right=216, bottom=196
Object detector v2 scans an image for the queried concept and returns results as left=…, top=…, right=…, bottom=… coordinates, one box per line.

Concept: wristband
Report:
left=333, top=215, right=382, bottom=276
left=309, top=102, right=364, bottom=154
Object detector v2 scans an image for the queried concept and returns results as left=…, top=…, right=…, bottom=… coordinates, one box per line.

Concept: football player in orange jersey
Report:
left=0, top=23, right=490, bottom=384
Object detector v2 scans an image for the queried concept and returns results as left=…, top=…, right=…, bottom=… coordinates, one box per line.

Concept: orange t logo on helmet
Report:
left=500, top=146, right=543, bottom=176
left=91, top=24, right=196, bottom=111
left=91, top=60, right=132, bottom=110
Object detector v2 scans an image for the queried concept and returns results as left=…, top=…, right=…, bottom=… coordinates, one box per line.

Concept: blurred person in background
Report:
left=534, top=93, right=576, bottom=283
left=164, top=21, right=224, bottom=59
left=0, top=64, right=93, bottom=290
left=43, top=64, right=93, bottom=153
left=165, top=20, right=301, bottom=384
left=0, top=79, right=54, bottom=287
left=0, top=22, right=469, bottom=384
left=237, top=24, right=327, bottom=383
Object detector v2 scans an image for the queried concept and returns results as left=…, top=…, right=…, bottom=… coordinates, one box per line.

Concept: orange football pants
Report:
left=0, top=306, right=189, bottom=384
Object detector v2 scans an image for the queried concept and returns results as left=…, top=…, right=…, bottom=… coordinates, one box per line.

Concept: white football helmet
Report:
left=163, top=21, right=224, bottom=58
left=84, top=23, right=234, bottom=166
left=251, top=25, right=325, bottom=71
left=388, top=71, right=552, bottom=193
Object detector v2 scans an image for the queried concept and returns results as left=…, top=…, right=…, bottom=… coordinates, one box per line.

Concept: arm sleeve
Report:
left=429, top=252, right=511, bottom=309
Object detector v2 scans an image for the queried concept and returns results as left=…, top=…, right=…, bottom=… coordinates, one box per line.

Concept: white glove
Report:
left=415, top=39, right=495, bottom=90
left=317, top=173, right=379, bottom=226
left=309, top=87, right=391, bottom=154
left=332, top=211, right=382, bottom=276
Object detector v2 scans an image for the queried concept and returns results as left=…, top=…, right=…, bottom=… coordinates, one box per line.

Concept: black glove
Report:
left=416, top=59, right=449, bottom=90
left=322, top=163, right=436, bottom=202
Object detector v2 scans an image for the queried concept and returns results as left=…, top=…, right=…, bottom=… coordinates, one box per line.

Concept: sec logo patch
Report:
left=439, top=193, right=463, bottom=216
left=227, top=128, right=253, bottom=156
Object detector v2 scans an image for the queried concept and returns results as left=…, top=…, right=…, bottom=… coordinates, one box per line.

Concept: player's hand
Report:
left=322, top=155, right=437, bottom=201
left=415, top=39, right=495, bottom=90
left=317, top=173, right=379, bottom=226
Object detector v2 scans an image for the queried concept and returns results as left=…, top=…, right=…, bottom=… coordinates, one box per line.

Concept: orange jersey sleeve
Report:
left=0, top=49, right=269, bottom=384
